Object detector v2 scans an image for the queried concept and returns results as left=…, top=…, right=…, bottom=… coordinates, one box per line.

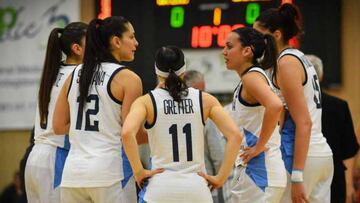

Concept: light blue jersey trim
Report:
left=121, top=146, right=133, bottom=188
left=54, top=147, right=69, bottom=188
left=53, top=134, right=70, bottom=188
left=243, top=129, right=268, bottom=191
left=138, top=182, right=148, bottom=203
left=63, top=134, right=70, bottom=150
left=280, top=110, right=296, bottom=173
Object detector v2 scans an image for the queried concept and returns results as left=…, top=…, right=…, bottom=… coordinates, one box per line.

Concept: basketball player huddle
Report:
left=24, top=3, right=333, bottom=203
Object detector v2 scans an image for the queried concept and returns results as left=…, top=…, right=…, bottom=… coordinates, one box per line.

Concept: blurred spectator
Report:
left=0, top=171, right=26, bottom=203
left=307, top=54, right=359, bottom=203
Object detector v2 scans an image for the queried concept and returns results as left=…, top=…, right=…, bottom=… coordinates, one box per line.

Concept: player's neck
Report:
left=65, top=56, right=82, bottom=65
left=278, top=44, right=292, bottom=53
left=237, top=62, right=254, bottom=77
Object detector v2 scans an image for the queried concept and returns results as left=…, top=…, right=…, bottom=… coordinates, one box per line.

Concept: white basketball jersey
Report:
left=146, top=87, right=206, bottom=173
left=62, top=62, right=127, bottom=187
left=143, top=88, right=213, bottom=202
left=34, top=64, right=76, bottom=149
left=230, top=67, right=287, bottom=188
left=274, top=48, right=332, bottom=157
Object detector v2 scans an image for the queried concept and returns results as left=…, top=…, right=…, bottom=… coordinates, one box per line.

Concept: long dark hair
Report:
left=255, top=3, right=303, bottom=43
left=79, top=16, right=129, bottom=107
left=155, top=46, right=188, bottom=102
left=233, top=27, right=277, bottom=71
left=38, top=22, right=87, bottom=126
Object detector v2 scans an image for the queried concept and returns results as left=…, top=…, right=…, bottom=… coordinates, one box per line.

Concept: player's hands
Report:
left=291, top=182, right=309, bottom=203
left=134, top=168, right=164, bottom=188
left=240, top=145, right=268, bottom=163
left=198, top=172, right=226, bottom=191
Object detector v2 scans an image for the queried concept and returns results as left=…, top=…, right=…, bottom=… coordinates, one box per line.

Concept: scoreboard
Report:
left=153, top=0, right=278, bottom=48
left=98, top=0, right=342, bottom=90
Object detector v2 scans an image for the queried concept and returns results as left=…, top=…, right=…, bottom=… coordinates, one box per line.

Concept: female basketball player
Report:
left=25, top=22, right=87, bottom=203
left=223, top=27, right=287, bottom=202
left=53, top=16, right=141, bottom=203
left=254, top=3, right=333, bottom=203
left=122, top=46, right=242, bottom=203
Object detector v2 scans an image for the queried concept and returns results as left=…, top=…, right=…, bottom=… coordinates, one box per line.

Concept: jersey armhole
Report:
left=107, top=67, right=124, bottom=105
left=66, top=67, right=77, bottom=98
left=238, top=85, right=261, bottom=107
left=199, top=90, right=205, bottom=126
left=272, top=73, right=280, bottom=90
left=278, top=53, right=308, bottom=86
left=144, top=92, right=157, bottom=129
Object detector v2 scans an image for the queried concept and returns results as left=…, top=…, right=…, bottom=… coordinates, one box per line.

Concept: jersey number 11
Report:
left=169, top=123, right=193, bottom=162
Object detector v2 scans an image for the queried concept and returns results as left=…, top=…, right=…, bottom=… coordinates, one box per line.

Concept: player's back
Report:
left=275, top=48, right=332, bottom=158
left=143, top=87, right=212, bottom=203
left=146, top=87, right=205, bottom=173
left=34, top=64, right=75, bottom=149
left=62, top=62, right=126, bottom=187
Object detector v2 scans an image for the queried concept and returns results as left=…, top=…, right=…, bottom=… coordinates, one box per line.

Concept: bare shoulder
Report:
left=138, top=93, right=151, bottom=104
left=114, top=68, right=142, bottom=86
left=201, top=91, right=221, bottom=107
left=242, top=71, right=268, bottom=85
left=130, top=93, right=151, bottom=106
left=277, top=55, right=304, bottom=84
left=278, top=55, right=302, bottom=72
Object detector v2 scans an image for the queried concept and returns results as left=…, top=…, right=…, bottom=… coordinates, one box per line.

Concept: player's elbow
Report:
left=121, top=127, right=134, bottom=144
left=266, top=98, right=283, bottom=114
left=296, top=116, right=312, bottom=134
left=229, top=130, right=243, bottom=147
left=53, top=121, right=68, bottom=135
left=272, top=100, right=283, bottom=113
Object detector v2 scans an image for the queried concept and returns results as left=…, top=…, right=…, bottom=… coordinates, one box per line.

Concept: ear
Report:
left=111, top=36, right=122, bottom=49
left=71, top=43, right=83, bottom=56
left=273, top=30, right=282, bottom=41
left=242, top=46, right=253, bottom=57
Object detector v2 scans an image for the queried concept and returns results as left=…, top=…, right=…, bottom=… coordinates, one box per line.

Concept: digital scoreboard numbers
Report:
left=154, top=0, right=279, bottom=48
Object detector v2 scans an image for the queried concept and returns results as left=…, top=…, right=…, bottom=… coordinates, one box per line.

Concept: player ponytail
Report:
left=232, top=27, right=277, bottom=71
left=155, top=46, right=188, bottom=102
left=38, top=22, right=87, bottom=127
left=255, top=3, right=303, bottom=44
left=79, top=16, right=129, bottom=107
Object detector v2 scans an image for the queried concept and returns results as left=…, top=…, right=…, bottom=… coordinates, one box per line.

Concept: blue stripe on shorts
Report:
left=121, top=146, right=133, bottom=188
left=54, top=147, right=69, bottom=188
left=280, top=110, right=296, bottom=173
left=243, top=128, right=268, bottom=191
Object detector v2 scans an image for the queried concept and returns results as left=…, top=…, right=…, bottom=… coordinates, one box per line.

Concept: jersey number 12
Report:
left=76, top=94, right=99, bottom=131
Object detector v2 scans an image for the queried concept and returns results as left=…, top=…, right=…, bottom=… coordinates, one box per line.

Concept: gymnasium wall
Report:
left=0, top=0, right=94, bottom=192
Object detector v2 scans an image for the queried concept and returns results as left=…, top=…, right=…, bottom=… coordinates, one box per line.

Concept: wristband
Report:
left=291, top=170, right=303, bottom=183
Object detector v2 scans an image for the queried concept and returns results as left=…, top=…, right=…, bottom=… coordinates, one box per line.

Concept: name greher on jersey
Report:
left=163, top=99, right=194, bottom=115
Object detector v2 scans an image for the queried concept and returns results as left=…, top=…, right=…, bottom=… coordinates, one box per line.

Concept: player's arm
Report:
left=199, top=92, right=242, bottom=188
left=240, top=71, right=283, bottom=163
left=278, top=55, right=311, bottom=203
left=53, top=74, right=71, bottom=135
left=278, top=56, right=311, bottom=171
left=112, top=69, right=148, bottom=144
left=122, top=96, right=163, bottom=187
